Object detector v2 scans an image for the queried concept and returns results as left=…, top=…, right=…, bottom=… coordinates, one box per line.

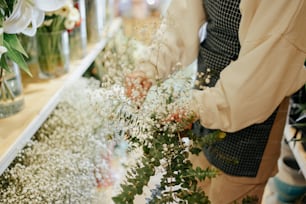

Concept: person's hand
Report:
left=125, top=71, right=152, bottom=103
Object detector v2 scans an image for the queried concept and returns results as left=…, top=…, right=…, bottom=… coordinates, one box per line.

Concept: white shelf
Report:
left=0, top=18, right=122, bottom=175
left=284, top=124, right=306, bottom=178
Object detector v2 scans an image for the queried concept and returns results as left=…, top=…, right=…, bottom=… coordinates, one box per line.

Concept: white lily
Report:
left=3, top=0, right=67, bottom=36
left=33, top=0, right=68, bottom=12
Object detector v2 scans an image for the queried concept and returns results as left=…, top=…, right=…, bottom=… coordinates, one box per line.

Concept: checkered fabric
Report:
left=194, top=0, right=278, bottom=177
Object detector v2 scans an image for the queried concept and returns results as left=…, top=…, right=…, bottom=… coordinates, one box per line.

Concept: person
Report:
left=125, top=0, right=306, bottom=203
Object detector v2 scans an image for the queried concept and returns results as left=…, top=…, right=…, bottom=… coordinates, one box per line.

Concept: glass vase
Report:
left=69, top=0, right=87, bottom=61
left=36, top=30, right=70, bottom=79
left=19, top=34, right=40, bottom=83
left=0, top=61, right=24, bottom=119
left=85, top=0, right=106, bottom=43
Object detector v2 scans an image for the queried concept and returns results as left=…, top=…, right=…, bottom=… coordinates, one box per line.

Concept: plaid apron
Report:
left=194, top=0, right=278, bottom=177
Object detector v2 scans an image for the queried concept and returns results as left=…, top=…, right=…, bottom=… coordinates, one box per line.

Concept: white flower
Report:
left=55, top=3, right=72, bottom=17
left=68, top=7, right=81, bottom=23
left=63, top=7, right=80, bottom=30
left=33, top=0, right=68, bottom=12
left=3, top=0, right=44, bottom=36
left=64, top=19, right=75, bottom=30
left=3, top=0, right=68, bottom=36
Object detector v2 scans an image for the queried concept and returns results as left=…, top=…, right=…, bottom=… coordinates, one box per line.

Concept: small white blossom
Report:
left=64, top=19, right=75, bottom=30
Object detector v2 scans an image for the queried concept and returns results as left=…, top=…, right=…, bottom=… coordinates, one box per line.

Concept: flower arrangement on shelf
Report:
left=36, top=0, right=81, bottom=78
left=39, top=1, right=81, bottom=33
left=0, top=0, right=68, bottom=75
left=0, top=0, right=67, bottom=117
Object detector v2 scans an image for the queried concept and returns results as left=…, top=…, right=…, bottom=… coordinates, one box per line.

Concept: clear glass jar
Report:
left=85, top=0, right=106, bottom=43
left=69, top=0, right=87, bottom=61
left=0, top=61, right=24, bottom=118
left=36, top=30, right=70, bottom=79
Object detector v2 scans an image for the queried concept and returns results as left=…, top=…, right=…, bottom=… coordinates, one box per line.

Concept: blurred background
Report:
left=115, top=0, right=171, bottom=44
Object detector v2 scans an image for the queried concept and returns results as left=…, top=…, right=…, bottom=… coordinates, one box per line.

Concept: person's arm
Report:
left=191, top=0, right=306, bottom=132
left=136, top=0, right=207, bottom=83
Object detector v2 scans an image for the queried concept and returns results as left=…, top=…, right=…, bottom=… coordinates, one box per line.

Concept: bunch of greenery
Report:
left=92, top=30, right=260, bottom=204
left=111, top=66, right=226, bottom=203
left=90, top=31, right=223, bottom=203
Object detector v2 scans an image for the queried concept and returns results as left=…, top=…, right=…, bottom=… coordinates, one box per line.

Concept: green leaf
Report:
left=4, top=34, right=28, bottom=57
left=6, top=0, right=16, bottom=13
left=189, top=147, right=202, bottom=155
left=0, top=0, right=8, bottom=12
left=0, top=55, right=9, bottom=72
left=3, top=39, right=32, bottom=76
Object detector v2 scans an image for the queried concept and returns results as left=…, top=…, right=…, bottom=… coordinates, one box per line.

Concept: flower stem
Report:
left=0, top=68, right=3, bottom=89
left=4, top=79, right=15, bottom=100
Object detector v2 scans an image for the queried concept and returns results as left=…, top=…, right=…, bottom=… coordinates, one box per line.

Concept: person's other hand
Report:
left=125, top=71, right=152, bottom=103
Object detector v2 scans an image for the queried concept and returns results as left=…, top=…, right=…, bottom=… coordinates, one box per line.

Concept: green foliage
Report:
left=103, top=29, right=255, bottom=204
left=0, top=0, right=8, bottom=17
left=112, top=111, right=221, bottom=203
left=0, top=1, right=30, bottom=76
left=2, top=34, right=30, bottom=75
left=0, top=0, right=15, bottom=17
left=37, top=15, right=66, bottom=33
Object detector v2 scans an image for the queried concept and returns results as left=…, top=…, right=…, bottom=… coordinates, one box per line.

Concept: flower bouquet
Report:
left=36, top=0, right=81, bottom=78
left=89, top=31, right=223, bottom=203
left=111, top=63, right=223, bottom=203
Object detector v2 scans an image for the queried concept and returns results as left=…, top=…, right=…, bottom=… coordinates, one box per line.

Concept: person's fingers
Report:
left=141, top=78, right=152, bottom=91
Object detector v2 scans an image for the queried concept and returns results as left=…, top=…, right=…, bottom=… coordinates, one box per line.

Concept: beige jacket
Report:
left=137, top=0, right=306, bottom=132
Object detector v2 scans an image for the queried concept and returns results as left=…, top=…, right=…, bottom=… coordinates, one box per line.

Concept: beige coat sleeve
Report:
left=136, top=0, right=206, bottom=82
left=192, top=0, right=306, bottom=132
